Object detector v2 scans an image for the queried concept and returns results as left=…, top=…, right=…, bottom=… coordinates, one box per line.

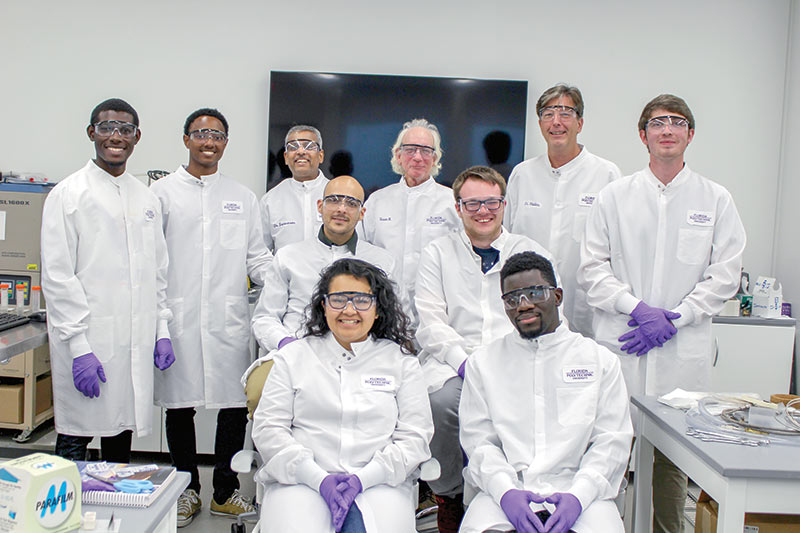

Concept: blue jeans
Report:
left=340, top=504, right=367, bottom=533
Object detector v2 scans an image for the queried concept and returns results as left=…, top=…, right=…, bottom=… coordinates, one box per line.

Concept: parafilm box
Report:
left=0, top=453, right=81, bottom=532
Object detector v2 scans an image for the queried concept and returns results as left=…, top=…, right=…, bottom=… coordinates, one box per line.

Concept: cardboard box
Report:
left=695, top=491, right=800, bottom=532
left=0, top=384, right=23, bottom=424
left=0, top=453, right=81, bottom=532
left=35, top=375, right=52, bottom=416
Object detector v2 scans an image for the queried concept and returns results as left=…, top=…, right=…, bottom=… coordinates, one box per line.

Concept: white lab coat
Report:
left=251, top=234, right=397, bottom=352
left=578, top=165, right=746, bottom=399
left=251, top=333, right=433, bottom=533
left=505, top=148, right=621, bottom=337
left=150, top=166, right=272, bottom=409
left=414, top=230, right=556, bottom=393
left=259, top=171, right=327, bottom=252
left=360, top=177, right=461, bottom=320
left=40, top=161, right=171, bottom=437
left=459, top=324, right=633, bottom=533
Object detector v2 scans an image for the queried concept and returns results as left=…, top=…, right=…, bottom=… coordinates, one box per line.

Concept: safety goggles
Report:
left=324, top=291, right=376, bottom=311
left=458, top=197, right=504, bottom=213
left=399, top=144, right=435, bottom=159
left=501, top=285, right=556, bottom=309
left=323, top=194, right=362, bottom=209
left=93, top=120, right=138, bottom=139
left=646, top=115, right=690, bottom=131
left=539, top=105, right=578, bottom=122
left=286, top=139, right=321, bottom=152
left=189, top=128, right=227, bottom=142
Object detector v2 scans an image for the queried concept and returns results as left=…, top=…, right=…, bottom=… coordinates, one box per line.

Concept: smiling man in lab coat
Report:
left=151, top=108, right=272, bottom=526
left=504, top=84, right=621, bottom=337
left=41, top=98, right=173, bottom=463
left=459, top=251, right=632, bottom=533
left=414, top=166, right=555, bottom=533
left=578, top=94, right=746, bottom=533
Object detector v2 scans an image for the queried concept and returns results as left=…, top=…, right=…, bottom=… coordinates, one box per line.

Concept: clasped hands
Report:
left=618, top=301, right=680, bottom=356
left=501, top=489, right=581, bottom=533
left=320, top=473, right=362, bottom=532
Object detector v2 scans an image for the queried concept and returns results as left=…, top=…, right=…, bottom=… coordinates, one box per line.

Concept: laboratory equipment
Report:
left=15, top=283, right=26, bottom=313
left=30, top=285, right=41, bottom=312
left=0, top=282, right=8, bottom=309
left=0, top=312, right=30, bottom=332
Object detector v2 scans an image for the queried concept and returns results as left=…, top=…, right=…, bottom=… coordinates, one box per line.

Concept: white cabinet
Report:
left=711, top=316, right=796, bottom=399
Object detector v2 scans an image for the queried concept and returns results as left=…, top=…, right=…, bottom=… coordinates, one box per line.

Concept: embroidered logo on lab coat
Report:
left=687, top=210, right=714, bottom=226
left=362, top=375, right=395, bottom=391
left=578, top=193, right=597, bottom=207
left=222, top=200, right=243, bottom=214
left=523, top=200, right=542, bottom=208
left=562, top=365, right=597, bottom=383
left=143, top=208, right=156, bottom=222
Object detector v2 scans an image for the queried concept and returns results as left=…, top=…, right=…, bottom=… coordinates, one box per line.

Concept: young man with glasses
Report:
left=458, top=251, right=632, bottom=533
left=579, top=94, right=746, bottom=533
left=150, top=108, right=272, bottom=526
left=361, top=118, right=461, bottom=322
left=251, top=175, right=398, bottom=353
left=504, top=84, right=621, bottom=338
left=41, top=98, right=174, bottom=463
left=414, top=166, right=555, bottom=533
left=259, top=125, right=329, bottom=252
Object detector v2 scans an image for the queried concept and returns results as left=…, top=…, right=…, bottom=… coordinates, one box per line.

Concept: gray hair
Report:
left=284, top=124, right=323, bottom=149
left=390, top=118, right=443, bottom=177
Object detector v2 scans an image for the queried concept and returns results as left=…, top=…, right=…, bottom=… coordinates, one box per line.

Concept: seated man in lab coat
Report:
left=260, top=125, right=328, bottom=252
left=151, top=108, right=272, bottom=526
left=459, top=251, right=633, bottom=533
left=578, top=94, right=746, bottom=533
left=504, top=84, right=621, bottom=337
left=414, top=166, right=555, bottom=533
left=251, top=175, right=398, bottom=355
left=41, top=98, right=174, bottom=463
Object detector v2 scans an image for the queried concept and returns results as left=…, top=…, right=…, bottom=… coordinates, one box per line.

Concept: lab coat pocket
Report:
left=224, top=295, right=250, bottom=337
left=87, top=316, right=115, bottom=363
left=356, top=390, right=398, bottom=433
left=167, top=298, right=184, bottom=338
left=571, top=212, right=588, bottom=242
left=556, top=387, right=596, bottom=427
left=220, top=219, right=246, bottom=250
left=676, top=228, right=712, bottom=265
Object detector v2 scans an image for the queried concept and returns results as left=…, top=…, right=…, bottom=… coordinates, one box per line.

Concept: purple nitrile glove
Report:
left=81, top=477, right=116, bottom=492
left=500, top=489, right=547, bottom=533
left=336, top=474, right=362, bottom=511
left=72, top=353, right=106, bottom=398
left=543, top=492, right=582, bottom=533
left=457, top=360, right=466, bottom=380
left=618, top=327, right=657, bottom=356
left=278, top=336, right=298, bottom=349
left=154, top=338, right=175, bottom=370
left=320, top=474, right=349, bottom=532
left=629, top=301, right=680, bottom=346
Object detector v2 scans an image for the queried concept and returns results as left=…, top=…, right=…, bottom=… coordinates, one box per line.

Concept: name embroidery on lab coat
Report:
left=362, top=375, right=395, bottom=391
left=578, top=193, right=597, bottom=207
left=426, top=215, right=446, bottom=225
left=523, top=200, right=542, bottom=208
left=143, top=208, right=156, bottom=222
left=222, top=200, right=243, bottom=214
left=686, top=210, right=714, bottom=227
left=562, top=365, right=597, bottom=383
left=274, top=220, right=296, bottom=228
left=379, top=216, right=392, bottom=222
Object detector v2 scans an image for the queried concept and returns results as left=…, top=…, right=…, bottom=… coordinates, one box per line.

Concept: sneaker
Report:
left=177, top=489, right=202, bottom=528
left=210, top=489, right=256, bottom=518
left=435, top=493, right=464, bottom=533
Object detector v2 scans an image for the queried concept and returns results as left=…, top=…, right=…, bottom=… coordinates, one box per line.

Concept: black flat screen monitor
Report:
left=267, top=71, right=528, bottom=195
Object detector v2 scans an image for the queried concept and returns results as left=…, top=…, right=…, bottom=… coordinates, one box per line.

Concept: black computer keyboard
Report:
left=0, top=312, right=30, bottom=333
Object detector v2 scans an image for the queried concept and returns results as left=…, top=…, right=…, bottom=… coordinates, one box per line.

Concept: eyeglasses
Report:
left=286, top=139, right=321, bottom=152
left=323, top=194, right=362, bottom=209
left=189, top=128, right=227, bottom=142
left=399, top=144, right=435, bottom=159
left=501, top=285, right=556, bottom=310
left=539, top=105, right=578, bottom=122
left=325, top=291, right=376, bottom=311
left=458, top=197, right=505, bottom=213
left=646, top=115, right=690, bottom=131
left=93, top=120, right=138, bottom=139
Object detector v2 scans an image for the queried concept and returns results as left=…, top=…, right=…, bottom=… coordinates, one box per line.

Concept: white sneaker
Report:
left=177, top=489, right=202, bottom=528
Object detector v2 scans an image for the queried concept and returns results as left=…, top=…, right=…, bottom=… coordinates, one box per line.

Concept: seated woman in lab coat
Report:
left=251, top=258, right=434, bottom=533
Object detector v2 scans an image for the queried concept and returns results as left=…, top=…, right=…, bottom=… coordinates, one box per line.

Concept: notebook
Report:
left=77, top=461, right=177, bottom=508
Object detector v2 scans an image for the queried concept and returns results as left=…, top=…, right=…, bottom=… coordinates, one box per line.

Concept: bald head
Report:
left=318, top=175, right=366, bottom=245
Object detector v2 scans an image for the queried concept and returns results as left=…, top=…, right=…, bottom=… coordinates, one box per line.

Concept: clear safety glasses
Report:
left=93, top=120, right=138, bottom=139
left=189, top=128, right=227, bottom=142
left=539, top=105, right=578, bottom=122
left=646, top=115, right=690, bottom=131
left=286, top=139, right=321, bottom=152
left=501, top=285, right=557, bottom=310
left=458, top=197, right=505, bottom=213
left=324, top=291, right=376, bottom=311
left=399, top=144, right=435, bottom=159
left=323, top=194, right=362, bottom=209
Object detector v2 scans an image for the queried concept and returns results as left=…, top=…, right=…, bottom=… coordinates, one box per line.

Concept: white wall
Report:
left=0, top=0, right=792, bottom=278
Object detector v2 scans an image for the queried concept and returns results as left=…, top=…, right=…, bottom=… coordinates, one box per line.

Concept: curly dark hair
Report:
left=304, top=258, right=415, bottom=353
left=500, top=251, right=557, bottom=288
